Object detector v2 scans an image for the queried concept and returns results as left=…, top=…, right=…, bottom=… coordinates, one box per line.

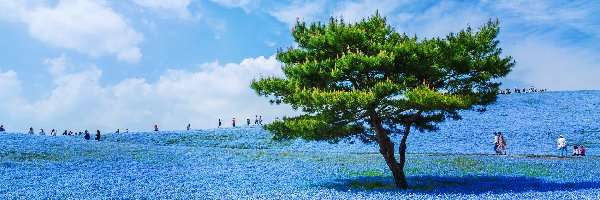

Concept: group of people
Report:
left=499, top=86, right=547, bottom=94
left=493, top=133, right=589, bottom=157
left=21, top=127, right=103, bottom=141
left=218, top=115, right=263, bottom=128
left=114, top=129, right=130, bottom=133
left=557, top=135, right=586, bottom=157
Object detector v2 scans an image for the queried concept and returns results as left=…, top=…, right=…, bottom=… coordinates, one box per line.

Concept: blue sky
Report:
left=0, top=0, right=599, bottom=131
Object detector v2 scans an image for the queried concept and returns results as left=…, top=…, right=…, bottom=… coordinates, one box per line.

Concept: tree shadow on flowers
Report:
left=321, top=176, right=600, bottom=194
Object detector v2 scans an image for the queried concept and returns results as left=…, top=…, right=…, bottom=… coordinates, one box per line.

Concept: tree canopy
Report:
left=251, top=12, right=514, bottom=189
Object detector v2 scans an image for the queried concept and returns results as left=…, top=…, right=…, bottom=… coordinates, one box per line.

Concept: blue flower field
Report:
left=1, top=90, right=600, bottom=199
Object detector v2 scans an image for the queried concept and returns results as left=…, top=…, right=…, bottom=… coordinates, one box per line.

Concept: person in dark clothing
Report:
left=218, top=119, right=222, bottom=128
left=95, top=130, right=101, bottom=141
left=0, top=125, right=5, bottom=132
left=187, top=124, right=191, bottom=131
left=154, top=124, right=159, bottom=132
left=232, top=118, right=236, bottom=127
left=28, top=127, right=34, bottom=134
left=84, top=130, right=90, bottom=140
left=115, top=129, right=120, bottom=133
left=63, top=130, right=68, bottom=135
left=247, top=119, right=250, bottom=126
left=39, top=129, right=45, bottom=135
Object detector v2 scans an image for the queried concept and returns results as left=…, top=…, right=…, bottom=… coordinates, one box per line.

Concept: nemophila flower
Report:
left=1, top=91, right=599, bottom=198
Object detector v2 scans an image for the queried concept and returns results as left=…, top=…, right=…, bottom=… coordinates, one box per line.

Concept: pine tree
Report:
left=251, top=12, right=514, bottom=189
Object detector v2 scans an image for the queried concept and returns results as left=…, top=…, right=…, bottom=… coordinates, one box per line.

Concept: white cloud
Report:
left=0, top=55, right=296, bottom=132
left=5, top=0, right=143, bottom=63
left=210, top=0, right=259, bottom=12
left=132, top=0, right=192, bottom=19
left=0, top=0, right=28, bottom=21
left=0, top=70, right=23, bottom=105
left=505, top=37, right=600, bottom=91
left=44, top=54, right=68, bottom=76
left=269, top=0, right=326, bottom=27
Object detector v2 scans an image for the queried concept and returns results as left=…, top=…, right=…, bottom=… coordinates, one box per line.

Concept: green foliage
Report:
left=251, top=12, right=514, bottom=142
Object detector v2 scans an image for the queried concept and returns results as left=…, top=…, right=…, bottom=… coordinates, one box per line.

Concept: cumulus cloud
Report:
left=0, top=55, right=296, bottom=131
left=269, top=0, right=326, bottom=27
left=504, top=37, right=600, bottom=91
left=210, top=0, right=259, bottom=12
left=2, top=0, right=143, bottom=63
left=133, top=0, right=192, bottom=19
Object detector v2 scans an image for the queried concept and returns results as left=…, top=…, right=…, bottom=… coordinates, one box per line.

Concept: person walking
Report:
left=557, top=135, right=567, bottom=157
left=497, top=132, right=507, bottom=155
left=218, top=119, right=222, bottom=128
left=232, top=118, right=236, bottom=128
left=0, top=125, right=5, bottom=132
left=154, top=124, right=159, bottom=132
left=246, top=118, right=250, bottom=126
left=187, top=124, right=191, bottom=131
left=493, top=132, right=500, bottom=154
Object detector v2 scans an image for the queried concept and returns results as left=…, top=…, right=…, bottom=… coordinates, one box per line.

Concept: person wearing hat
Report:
left=557, top=135, right=567, bottom=157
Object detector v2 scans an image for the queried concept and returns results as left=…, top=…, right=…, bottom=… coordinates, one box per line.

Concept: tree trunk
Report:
left=397, top=111, right=422, bottom=189
left=371, top=112, right=409, bottom=189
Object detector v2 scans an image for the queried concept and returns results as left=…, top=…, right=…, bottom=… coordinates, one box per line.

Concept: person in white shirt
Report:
left=557, top=135, right=567, bottom=157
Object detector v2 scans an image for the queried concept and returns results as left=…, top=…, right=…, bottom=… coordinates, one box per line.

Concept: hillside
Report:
left=1, top=90, right=599, bottom=198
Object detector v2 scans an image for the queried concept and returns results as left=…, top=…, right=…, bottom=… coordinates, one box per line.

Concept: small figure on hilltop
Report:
left=259, top=116, right=262, bottom=125
left=218, top=119, right=222, bottom=128
left=125, top=129, right=129, bottom=133
left=95, top=130, right=101, bottom=141
left=247, top=118, right=250, bottom=126
left=39, top=129, right=45, bottom=135
left=497, top=132, right=507, bottom=155
left=84, top=130, right=90, bottom=140
left=0, top=125, right=5, bottom=132
left=115, top=129, right=120, bottom=133
left=28, top=127, right=34, bottom=134
left=255, top=115, right=259, bottom=125
left=51, top=129, right=56, bottom=136
left=154, top=124, right=159, bottom=132
left=232, top=118, right=236, bottom=128
left=63, top=130, right=67, bottom=135
left=579, top=145, right=586, bottom=156
left=187, top=124, right=191, bottom=131
left=557, top=135, right=567, bottom=157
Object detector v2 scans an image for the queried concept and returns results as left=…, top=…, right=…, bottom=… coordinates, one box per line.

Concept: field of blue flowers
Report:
left=1, top=90, right=600, bottom=199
